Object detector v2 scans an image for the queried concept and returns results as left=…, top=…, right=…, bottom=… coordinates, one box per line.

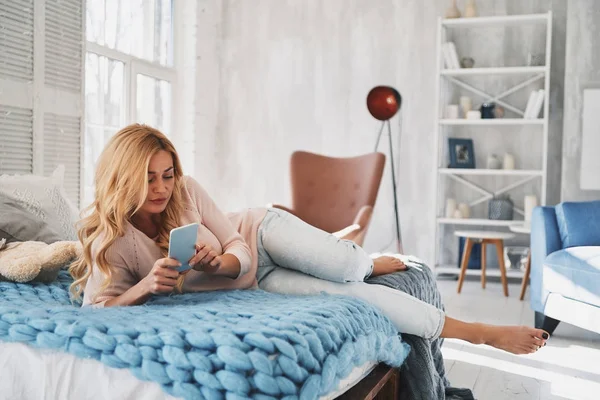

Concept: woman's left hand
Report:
left=189, top=243, right=223, bottom=274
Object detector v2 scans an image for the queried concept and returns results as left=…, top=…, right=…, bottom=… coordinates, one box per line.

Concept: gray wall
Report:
left=561, top=0, right=600, bottom=202
left=194, top=0, right=566, bottom=265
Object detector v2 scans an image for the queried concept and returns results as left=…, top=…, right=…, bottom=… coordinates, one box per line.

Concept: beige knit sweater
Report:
left=82, top=176, right=268, bottom=306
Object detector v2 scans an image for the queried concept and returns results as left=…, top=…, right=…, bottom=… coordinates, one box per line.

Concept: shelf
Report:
left=435, top=265, right=525, bottom=279
left=441, top=66, right=546, bottom=76
left=439, top=118, right=544, bottom=126
left=437, top=218, right=521, bottom=227
left=439, top=168, right=543, bottom=176
left=434, top=12, right=552, bottom=282
left=442, top=13, right=548, bottom=28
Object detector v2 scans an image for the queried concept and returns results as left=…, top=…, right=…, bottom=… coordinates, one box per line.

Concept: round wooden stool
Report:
left=454, top=230, right=515, bottom=297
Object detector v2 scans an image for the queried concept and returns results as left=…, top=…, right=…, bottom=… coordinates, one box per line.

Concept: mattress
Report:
left=0, top=342, right=376, bottom=399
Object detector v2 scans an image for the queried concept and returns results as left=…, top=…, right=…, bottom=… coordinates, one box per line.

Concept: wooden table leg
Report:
left=457, top=238, right=473, bottom=294
left=494, top=239, right=509, bottom=297
left=481, top=240, right=487, bottom=289
left=519, top=251, right=531, bottom=301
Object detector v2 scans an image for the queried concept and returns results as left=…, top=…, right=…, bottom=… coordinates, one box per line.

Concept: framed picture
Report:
left=448, top=138, right=475, bottom=169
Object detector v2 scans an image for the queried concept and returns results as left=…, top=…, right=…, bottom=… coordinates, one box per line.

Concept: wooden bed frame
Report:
left=337, top=364, right=399, bottom=400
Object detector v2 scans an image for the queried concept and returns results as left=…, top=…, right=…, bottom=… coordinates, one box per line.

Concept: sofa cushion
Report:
left=543, top=246, right=600, bottom=308
left=555, top=201, right=600, bottom=248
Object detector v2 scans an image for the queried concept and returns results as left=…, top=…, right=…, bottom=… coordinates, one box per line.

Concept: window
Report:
left=84, top=0, right=174, bottom=206
left=136, top=73, right=171, bottom=133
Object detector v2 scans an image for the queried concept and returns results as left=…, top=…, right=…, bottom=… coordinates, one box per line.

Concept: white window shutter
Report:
left=1, top=0, right=83, bottom=207
left=0, top=0, right=35, bottom=176
left=43, top=113, right=80, bottom=204
left=45, top=0, right=83, bottom=93
left=42, top=0, right=84, bottom=207
left=0, top=0, right=34, bottom=82
left=0, top=105, right=34, bottom=174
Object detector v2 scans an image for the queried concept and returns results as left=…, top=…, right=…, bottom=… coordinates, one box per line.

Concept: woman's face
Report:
left=139, top=150, right=175, bottom=215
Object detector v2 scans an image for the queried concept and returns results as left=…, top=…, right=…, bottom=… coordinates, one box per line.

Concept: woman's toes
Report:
left=534, top=329, right=550, bottom=340
left=532, top=336, right=545, bottom=347
left=529, top=344, right=541, bottom=353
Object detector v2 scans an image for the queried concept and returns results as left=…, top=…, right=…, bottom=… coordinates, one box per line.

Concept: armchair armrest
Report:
left=333, top=205, right=373, bottom=247
left=530, top=206, right=563, bottom=312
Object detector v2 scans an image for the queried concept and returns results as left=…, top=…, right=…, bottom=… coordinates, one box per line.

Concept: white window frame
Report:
left=85, top=41, right=176, bottom=131
left=82, top=6, right=177, bottom=207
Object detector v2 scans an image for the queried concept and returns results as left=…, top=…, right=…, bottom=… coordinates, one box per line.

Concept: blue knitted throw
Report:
left=0, top=271, right=409, bottom=400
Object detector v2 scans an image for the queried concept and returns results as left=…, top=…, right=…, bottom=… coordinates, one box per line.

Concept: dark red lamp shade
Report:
left=366, top=86, right=402, bottom=121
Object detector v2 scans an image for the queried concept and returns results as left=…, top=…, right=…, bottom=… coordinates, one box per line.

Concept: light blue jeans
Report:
left=256, top=208, right=445, bottom=340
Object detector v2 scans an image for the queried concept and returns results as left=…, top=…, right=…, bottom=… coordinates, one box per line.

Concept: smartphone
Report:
left=168, top=223, right=199, bottom=273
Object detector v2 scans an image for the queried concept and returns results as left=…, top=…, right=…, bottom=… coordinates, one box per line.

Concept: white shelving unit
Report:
left=437, top=218, right=520, bottom=227
left=441, top=13, right=548, bottom=27
left=432, top=12, right=552, bottom=276
left=440, top=66, right=546, bottom=76
left=438, top=168, right=543, bottom=176
left=436, top=265, right=525, bottom=278
left=440, top=119, right=544, bottom=126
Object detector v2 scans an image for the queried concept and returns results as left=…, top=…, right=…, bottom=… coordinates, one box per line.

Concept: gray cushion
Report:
left=0, top=194, right=68, bottom=244
left=0, top=166, right=79, bottom=244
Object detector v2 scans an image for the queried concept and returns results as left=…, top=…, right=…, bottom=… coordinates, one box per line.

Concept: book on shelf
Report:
left=523, top=89, right=545, bottom=119
left=442, top=42, right=461, bottom=69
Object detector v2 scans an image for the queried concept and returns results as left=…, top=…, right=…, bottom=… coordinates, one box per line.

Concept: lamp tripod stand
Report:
left=367, top=86, right=403, bottom=254
left=374, top=119, right=403, bottom=254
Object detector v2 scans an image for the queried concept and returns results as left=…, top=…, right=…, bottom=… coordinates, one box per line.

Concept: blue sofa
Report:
left=530, top=201, right=600, bottom=335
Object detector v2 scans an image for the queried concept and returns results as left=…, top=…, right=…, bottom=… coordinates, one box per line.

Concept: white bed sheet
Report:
left=0, top=342, right=376, bottom=399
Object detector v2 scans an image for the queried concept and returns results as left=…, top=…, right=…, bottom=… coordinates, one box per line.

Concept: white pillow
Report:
left=0, top=165, right=79, bottom=242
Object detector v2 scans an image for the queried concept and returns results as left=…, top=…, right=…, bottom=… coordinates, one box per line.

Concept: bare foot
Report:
left=371, top=256, right=407, bottom=277
left=478, top=324, right=549, bottom=354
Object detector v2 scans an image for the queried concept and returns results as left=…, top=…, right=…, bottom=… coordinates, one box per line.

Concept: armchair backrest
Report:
left=555, top=200, right=600, bottom=248
left=289, top=151, right=386, bottom=234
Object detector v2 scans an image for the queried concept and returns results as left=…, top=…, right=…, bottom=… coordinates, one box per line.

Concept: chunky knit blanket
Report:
left=367, top=260, right=474, bottom=400
left=0, top=271, right=409, bottom=400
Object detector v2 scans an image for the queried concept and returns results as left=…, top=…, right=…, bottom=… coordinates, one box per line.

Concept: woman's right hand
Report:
left=142, top=258, right=182, bottom=295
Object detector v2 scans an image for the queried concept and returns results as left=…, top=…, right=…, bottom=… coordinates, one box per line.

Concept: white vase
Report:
left=486, top=154, right=501, bottom=169
left=445, top=0, right=461, bottom=18
left=464, top=0, right=478, bottom=18
left=458, top=203, right=471, bottom=218
left=503, top=153, right=515, bottom=170
left=445, top=104, right=459, bottom=119
left=459, top=96, right=472, bottom=118
left=446, top=198, right=457, bottom=218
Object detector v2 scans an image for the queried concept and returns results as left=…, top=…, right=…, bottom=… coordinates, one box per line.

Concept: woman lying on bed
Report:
left=70, top=124, right=549, bottom=355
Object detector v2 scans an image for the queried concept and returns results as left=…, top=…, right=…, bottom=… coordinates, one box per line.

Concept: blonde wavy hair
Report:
left=70, top=124, right=185, bottom=300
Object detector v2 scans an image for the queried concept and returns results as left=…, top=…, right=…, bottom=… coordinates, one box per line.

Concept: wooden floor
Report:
left=437, top=275, right=600, bottom=400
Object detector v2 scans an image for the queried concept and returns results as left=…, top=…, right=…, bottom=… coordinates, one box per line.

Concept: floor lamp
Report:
left=367, top=86, right=403, bottom=253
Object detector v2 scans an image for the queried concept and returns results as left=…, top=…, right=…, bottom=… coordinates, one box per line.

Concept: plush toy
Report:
left=0, top=238, right=81, bottom=283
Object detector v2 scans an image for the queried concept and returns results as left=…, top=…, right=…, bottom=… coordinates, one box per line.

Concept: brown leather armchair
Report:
left=270, top=151, right=386, bottom=247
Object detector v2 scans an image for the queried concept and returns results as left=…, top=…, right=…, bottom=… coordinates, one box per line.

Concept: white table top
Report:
left=509, top=223, right=531, bottom=234
left=454, top=230, right=516, bottom=240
